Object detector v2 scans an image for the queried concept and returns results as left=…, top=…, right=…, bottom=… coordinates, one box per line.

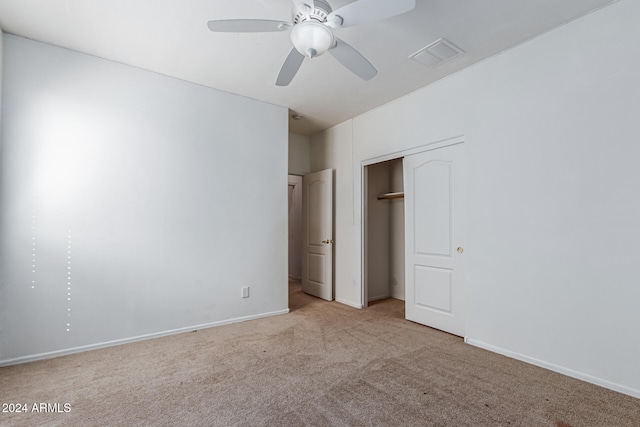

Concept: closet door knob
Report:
left=457, top=247, right=464, bottom=253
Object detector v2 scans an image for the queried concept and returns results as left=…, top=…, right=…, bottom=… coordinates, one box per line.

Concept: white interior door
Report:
left=302, top=169, right=333, bottom=301
left=404, top=143, right=466, bottom=336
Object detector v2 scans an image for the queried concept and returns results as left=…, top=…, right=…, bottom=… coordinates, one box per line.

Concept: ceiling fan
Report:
left=207, top=0, right=416, bottom=86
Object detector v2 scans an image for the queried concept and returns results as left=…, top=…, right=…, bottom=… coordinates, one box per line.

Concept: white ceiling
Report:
left=0, top=0, right=617, bottom=135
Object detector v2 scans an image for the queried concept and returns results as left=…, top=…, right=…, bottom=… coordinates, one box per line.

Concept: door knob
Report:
left=322, top=239, right=334, bottom=244
left=457, top=247, right=464, bottom=253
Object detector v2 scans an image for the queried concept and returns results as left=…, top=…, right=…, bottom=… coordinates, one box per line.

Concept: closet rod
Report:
left=377, top=192, right=404, bottom=200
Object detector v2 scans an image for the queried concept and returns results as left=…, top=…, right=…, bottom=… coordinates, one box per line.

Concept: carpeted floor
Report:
left=1, top=280, right=638, bottom=426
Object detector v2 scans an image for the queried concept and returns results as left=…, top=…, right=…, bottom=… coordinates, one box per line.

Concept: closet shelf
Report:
left=377, top=192, right=404, bottom=200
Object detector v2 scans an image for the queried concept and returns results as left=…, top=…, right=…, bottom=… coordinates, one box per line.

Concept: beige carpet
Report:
left=1, top=280, right=638, bottom=426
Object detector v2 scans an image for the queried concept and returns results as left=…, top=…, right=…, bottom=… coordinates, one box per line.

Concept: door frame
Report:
left=360, top=135, right=465, bottom=309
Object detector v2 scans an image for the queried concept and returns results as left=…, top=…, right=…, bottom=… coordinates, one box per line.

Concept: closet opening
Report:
left=363, top=157, right=405, bottom=307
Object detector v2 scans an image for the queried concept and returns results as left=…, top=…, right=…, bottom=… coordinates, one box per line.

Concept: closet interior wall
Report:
left=365, top=158, right=405, bottom=303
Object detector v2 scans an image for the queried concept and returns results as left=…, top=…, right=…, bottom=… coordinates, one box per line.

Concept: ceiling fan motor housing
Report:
left=292, top=0, right=333, bottom=24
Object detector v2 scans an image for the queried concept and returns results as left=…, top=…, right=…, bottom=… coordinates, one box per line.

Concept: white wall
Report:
left=314, top=0, right=640, bottom=397
left=0, top=35, right=289, bottom=364
left=288, top=133, right=310, bottom=176
left=0, top=29, right=3, bottom=130
left=0, top=32, right=3, bottom=303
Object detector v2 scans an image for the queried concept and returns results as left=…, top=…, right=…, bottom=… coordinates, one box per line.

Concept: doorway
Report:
left=288, top=170, right=334, bottom=306
left=363, top=158, right=405, bottom=307
left=288, top=175, right=303, bottom=281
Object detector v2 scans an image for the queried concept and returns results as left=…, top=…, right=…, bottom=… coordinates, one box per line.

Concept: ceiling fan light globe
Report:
left=290, top=21, right=334, bottom=58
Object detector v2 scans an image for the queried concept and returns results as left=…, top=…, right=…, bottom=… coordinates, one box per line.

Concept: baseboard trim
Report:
left=368, top=294, right=390, bottom=302
left=335, top=298, right=363, bottom=309
left=465, top=338, right=640, bottom=399
left=0, top=309, right=290, bottom=367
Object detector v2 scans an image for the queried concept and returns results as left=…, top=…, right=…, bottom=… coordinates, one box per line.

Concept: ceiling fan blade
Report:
left=328, top=0, right=415, bottom=28
left=207, top=19, right=291, bottom=33
left=329, top=38, right=377, bottom=81
left=276, top=48, right=305, bottom=86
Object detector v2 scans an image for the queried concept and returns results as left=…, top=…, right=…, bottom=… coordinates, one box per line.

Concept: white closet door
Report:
left=403, top=143, right=467, bottom=336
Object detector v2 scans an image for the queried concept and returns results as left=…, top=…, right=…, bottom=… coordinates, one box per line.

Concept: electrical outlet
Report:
left=241, top=286, right=250, bottom=298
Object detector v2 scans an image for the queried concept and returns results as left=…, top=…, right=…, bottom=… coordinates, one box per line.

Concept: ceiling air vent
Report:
left=410, top=38, right=463, bottom=67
